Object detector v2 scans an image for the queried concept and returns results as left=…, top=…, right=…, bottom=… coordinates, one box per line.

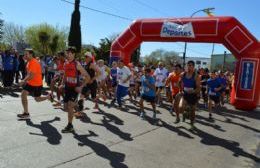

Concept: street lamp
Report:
left=183, top=7, right=215, bottom=69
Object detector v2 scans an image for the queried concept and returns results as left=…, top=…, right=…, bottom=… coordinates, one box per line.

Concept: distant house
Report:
left=211, top=53, right=236, bottom=72
left=185, top=57, right=211, bottom=69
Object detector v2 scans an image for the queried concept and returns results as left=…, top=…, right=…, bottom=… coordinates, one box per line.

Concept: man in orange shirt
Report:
left=165, top=64, right=182, bottom=123
left=17, top=48, right=52, bottom=119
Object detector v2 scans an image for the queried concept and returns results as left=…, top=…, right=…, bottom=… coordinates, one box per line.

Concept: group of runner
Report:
left=17, top=46, right=234, bottom=132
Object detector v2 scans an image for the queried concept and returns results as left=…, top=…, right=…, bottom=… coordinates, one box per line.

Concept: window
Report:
left=203, top=62, right=207, bottom=65
left=196, top=61, right=201, bottom=65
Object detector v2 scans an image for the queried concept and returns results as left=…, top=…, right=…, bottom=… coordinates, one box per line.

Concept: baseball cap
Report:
left=85, top=51, right=93, bottom=58
left=66, top=46, right=76, bottom=53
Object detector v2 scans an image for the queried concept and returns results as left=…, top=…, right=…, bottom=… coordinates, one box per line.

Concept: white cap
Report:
left=85, top=51, right=93, bottom=58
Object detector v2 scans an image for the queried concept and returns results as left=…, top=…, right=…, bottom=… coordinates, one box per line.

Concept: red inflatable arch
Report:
left=110, top=16, right=260, bottom=111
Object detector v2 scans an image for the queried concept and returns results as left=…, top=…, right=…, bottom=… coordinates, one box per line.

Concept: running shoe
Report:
left=17, top=113, right=30, bottom=119
left=140, top=112, right=145, bottom=119
left=174, top=117, right=180, bottom=124
left=49, top=93, right=54, bottom=102
left=153, top=112, right=156, bottom=120
left=61, top=125, right=74, bottom=133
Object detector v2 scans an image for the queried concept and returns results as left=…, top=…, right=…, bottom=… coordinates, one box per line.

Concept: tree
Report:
left=0, top=18, right=4, bottom=41
left=49, top=35, right=59, bottom=55
left=97, top=37, right=112, bottom=63
left=2, top=22, right=25, bottom=46
left=25, top=23, right=68, bottom=56
left=131, top=45, right=141, bottom=65
left=68, top=0, right=81, bottom=53
left=144, top=49, right=181, bottom=66
left=38, top=31, right=50, bottom=55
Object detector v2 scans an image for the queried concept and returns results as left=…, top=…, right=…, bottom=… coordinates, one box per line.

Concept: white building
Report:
left=185, top=57, right=211, bottom=69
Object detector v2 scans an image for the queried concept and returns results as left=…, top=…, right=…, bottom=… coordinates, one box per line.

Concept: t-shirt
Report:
left=117, top=66, right=131, bottom=87
left=154, top=67, right=168, bottom=87
left=168, top=72, right=181, bottom=96
left=26, top=58, right=43, bottom=86
left=207, top=78, right=221, bottom=96
left=110, top=68, right=117, bottom=83
left=201, top=74, right=210, bottom=88
left=218, top=76, right=227, bottom=87
left=141, top=75, right=156, bottom=97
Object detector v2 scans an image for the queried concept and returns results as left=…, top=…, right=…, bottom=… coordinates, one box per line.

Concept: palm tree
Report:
left=49, top=35, right=59, bottom=55
left=38, top=31, right=50, bottom=55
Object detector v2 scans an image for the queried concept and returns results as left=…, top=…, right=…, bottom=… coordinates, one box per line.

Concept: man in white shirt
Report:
left=154, top=62, right=168, bottom=105
left=111, top=59, right=131, bottom=108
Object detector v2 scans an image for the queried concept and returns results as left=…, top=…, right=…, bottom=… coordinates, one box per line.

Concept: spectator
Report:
left=2, top=50, right=15, bottom=87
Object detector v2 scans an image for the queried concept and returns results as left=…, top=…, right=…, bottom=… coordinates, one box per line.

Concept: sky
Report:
left=1, top=0, right=260, bottom=58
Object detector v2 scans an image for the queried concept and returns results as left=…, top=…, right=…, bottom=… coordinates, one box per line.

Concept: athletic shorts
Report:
left=172, top=92, right=181, bottom=100
left=64, top=87, right=78, bottom=103
left=130, top=84, right=135, bottom=87
left=81, top=81, right=97, bottom=99
left=23, top=84, right=43, bottom=97
left=156, top=86, right=164, bottom=90
left=183, top=93, right=198, bottom=105
left=225, top=89, right=230, bottom=95
left=209, top=95, right=220, bottom=104
left=141, top=94, right=156, bottom=103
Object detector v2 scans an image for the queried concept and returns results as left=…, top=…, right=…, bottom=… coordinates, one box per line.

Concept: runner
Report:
left=17, top=48, right=52, bottom=119
left=154, top=62, right=168, bottom=106
left=111, top=59, right=131, bottom=108
left=128, top=64, right=136, bottom=101
left=139, top=67, right=156, bottom=119
left=218, top=70, right=227, bottom=106
left=77, top=51, right=100, bottom=115
left=96, top=59, right=107, bottom=102
left=179, top=60, right=201, bottom=129
left=134, top=64, right=143, bottom=98
left=165, top=64, right=182, bottom=123
left=200, top=68, right=210, bottom=108
left=50, top=52, right=65, bottom=106
left=60, top=47, right=90, bottom=133
left=109, top=61, right=118, bottom=98
left=207, top=70, right=222, bottom=119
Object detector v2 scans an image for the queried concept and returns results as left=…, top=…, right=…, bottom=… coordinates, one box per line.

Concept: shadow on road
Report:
left=217, top=106, right=260, bottom=121
left=23, top=117, right=62, bottom=145
left=73, top=130, right=128, bottom=168
left=180, top=126, right=260, bottom=163
left=93, top=109, right=124, bottom=125
left=0, top=87, right=20, bottom=98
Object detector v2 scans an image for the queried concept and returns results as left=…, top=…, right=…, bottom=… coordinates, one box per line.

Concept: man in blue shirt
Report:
left=2, top=49, right=15, bottom=87
left=139, top=67, right=156, bottom=119
left=207, top=70, right=223, bottom=119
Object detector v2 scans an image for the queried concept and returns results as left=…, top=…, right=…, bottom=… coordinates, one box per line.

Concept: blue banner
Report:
left=241, top=61, right=254, bottom=90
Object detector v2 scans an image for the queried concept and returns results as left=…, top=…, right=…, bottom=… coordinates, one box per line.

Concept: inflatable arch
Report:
left=110, top=16, right=260, bottom=111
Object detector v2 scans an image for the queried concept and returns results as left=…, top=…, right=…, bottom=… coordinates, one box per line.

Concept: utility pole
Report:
left=183, top=7, right=215, bottom=69
left=223, top=51, right=227, bottom=71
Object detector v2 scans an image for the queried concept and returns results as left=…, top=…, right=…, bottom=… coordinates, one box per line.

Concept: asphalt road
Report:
left=0, top=89, right=259, bottom=168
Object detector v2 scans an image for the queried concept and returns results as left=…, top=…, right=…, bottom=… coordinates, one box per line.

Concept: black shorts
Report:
left=183, top=93, right=198, bottom=105
left=209, top=95, right=220, bottom=104
left=64, top=87, right=78, bottom=103
left=23, top=84, right=43, bottom=97
left=156, top=86, right=164, bottom=90
left=81, top=81, right=97, bottom=99
left=130, top=84, right=135, bottom=87
left=225, top=89, right=230, bottom=95
left=201, top=87, right=208, bottom=100
left=141, top=94, right=156, bottom=103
